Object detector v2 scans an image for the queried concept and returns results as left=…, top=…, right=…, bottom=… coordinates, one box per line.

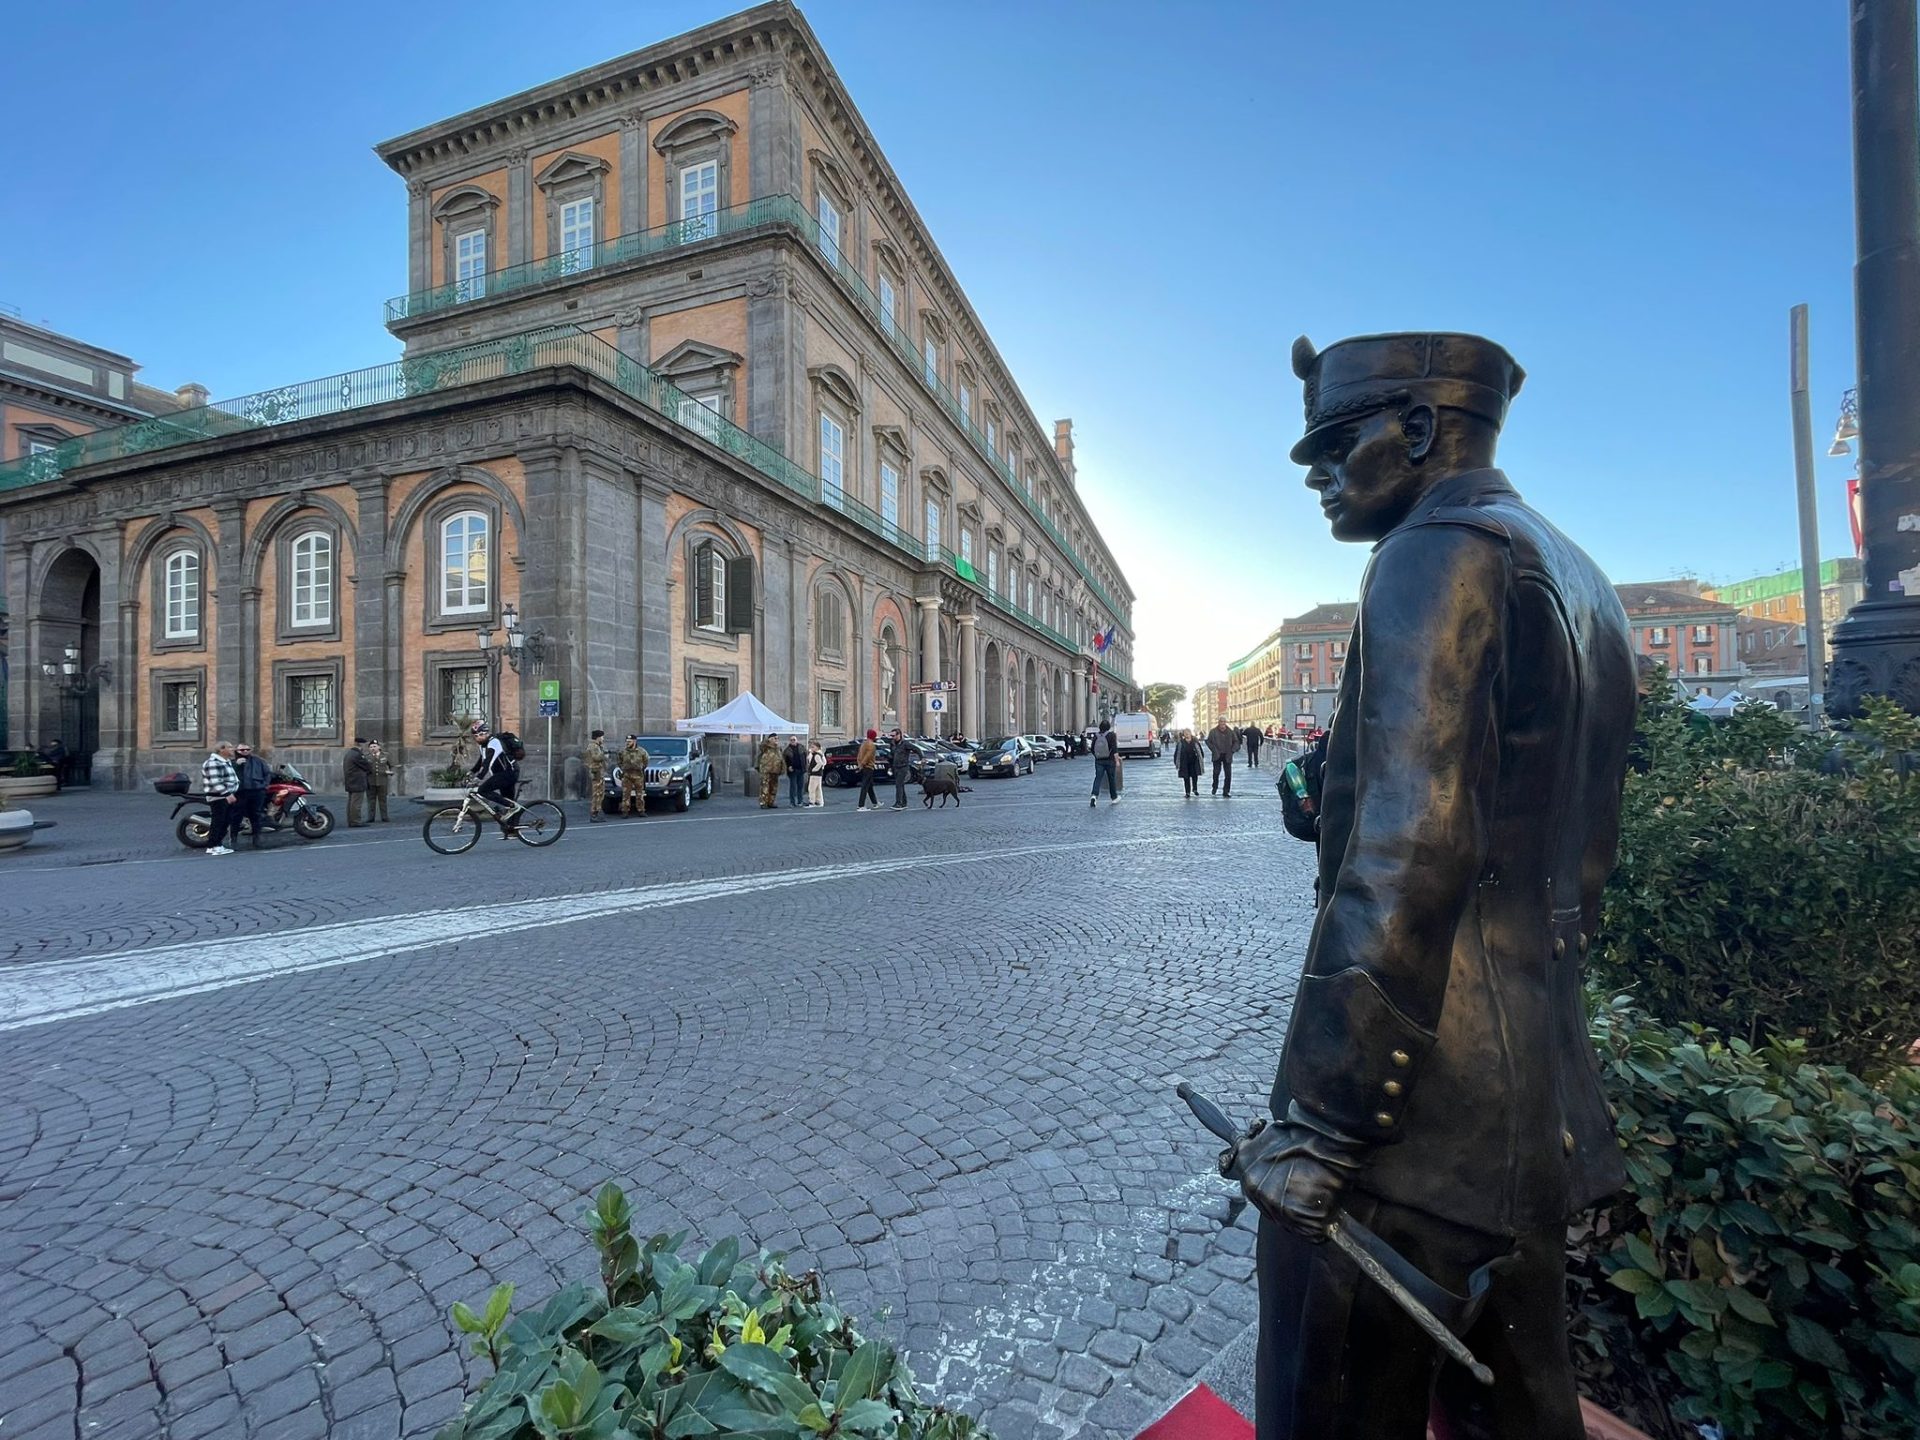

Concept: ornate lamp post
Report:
left=1827, top=0, right=1920, bottom=716
left=474, top=602, right=549, bottom=688
left=42, top=645, right=111, bottom=695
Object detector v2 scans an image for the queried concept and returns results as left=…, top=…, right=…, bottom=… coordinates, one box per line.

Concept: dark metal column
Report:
left=1829, top=0, right=1920, bottom=715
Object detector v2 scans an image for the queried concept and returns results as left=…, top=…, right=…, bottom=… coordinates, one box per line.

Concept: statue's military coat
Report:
left=1270, top=468, right=1634, bottom=1237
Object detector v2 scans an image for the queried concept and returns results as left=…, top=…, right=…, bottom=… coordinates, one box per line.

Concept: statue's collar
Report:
left=1387, top=469, right=1517, bottom=538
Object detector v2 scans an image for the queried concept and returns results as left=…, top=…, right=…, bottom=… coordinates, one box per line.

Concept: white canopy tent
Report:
left=675, top=691, right=807, bottom=734
left=1688, top=689, right=1757, bottom=717
left=676, top=691, right=807, bottom=788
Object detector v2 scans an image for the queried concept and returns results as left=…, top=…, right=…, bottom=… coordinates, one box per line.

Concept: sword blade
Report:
left=1176, top=1084, right=1494, bottom=1386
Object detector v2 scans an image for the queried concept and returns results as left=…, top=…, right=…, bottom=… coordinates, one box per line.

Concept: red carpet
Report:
left=1134, top=1385, right=1253, bottom=1440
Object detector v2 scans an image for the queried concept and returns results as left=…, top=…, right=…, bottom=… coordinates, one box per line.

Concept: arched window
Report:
left=289, top=530, right=332, bottom=627
left=164, top=551, right=200, bottom=639
left=441, top=512, right=489, bottom=614
left=815, top=588, right=847, bottom=659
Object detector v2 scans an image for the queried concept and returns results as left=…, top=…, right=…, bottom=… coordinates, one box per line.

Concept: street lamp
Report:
left=475, top=603, right=548, bottom=677
left=43, top=644, right=111, bottom=695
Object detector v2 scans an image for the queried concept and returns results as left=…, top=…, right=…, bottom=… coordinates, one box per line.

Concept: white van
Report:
left=1109, top=711, right=1160, bottom=758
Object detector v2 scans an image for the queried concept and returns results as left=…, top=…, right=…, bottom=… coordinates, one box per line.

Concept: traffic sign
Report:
left=927, top=696, right=946, bottom=713
left=539, top=680, right=561, bottom=702
left=910, top=680, right=957, bottom=692
left=539, top=699, right=560, bottom=718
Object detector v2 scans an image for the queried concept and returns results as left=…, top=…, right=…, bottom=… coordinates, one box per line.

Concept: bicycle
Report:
left=422, top=787, right=567, bottom=854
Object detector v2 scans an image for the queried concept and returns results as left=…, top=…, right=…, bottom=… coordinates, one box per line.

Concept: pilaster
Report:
left=407, top=181, right=430, bottom=295
left=619, top=113, right=646, bottom=237
left=957, top=610, right=979, bottom=739
left=351, top=474, right=390, bottom=748
left=637, top=476, right=673, bottom=732
left=211, top=499, right=245, bottom=741
left=508, top=148, right=531, bottom=268
left=748, top=60, right=800, bottom=199
left=759, top=530, right=793, bottom=721
left=916, top=594, right=941, bottom=736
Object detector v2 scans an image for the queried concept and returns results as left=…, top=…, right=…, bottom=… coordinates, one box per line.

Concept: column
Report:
left=761, top=531, right=794, bottom=719
left=917, top=595, right=942, bottom=736
left=957, top=610, right=978, bottom=738
left=1072, top=665, right=1086, bottom=734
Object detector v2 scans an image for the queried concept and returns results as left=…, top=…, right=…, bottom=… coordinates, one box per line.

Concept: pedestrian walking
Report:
left=1207, top=720, right=1237, bottom=797
left=232, top=742, right=271, bottom=845
left=889, top=729, right=912, bottom=810
left=1244, top=724, right=1263, bottom=769
left=1175, top=728, right=1205, bottom=797
left=855, top=729, right=880, bottom=811
left=756, top=736, right=784, bottom=808
left=618, top=736, right=650, bottom=816
left=367, top=740, right=393, bottom=821
left=343, top=737, right=374, bottom=826
left=1089, top=719, right=1121, bottom=806
left=784, top=736, right=807, bottom=807
left=806, top=739, right=826, bottom=807
left=584, top=729, right=609, bottom=821
left=201, top=740, right=240, bottom=855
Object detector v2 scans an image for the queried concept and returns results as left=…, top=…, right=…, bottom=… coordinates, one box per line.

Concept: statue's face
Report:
left=1302, top=406, right=1430, bottom=542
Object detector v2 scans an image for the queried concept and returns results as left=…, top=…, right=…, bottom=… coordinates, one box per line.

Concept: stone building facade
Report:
left=1223, top=602, right=1354, bottom=735
left=1614, top=581, right=1741, bottom=697
left=1190, top=680, right=1227, bottom=735
left=1, top=2, right=1136, bottom=790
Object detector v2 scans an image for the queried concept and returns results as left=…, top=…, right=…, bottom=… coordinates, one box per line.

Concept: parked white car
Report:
left=1108, top=711, right=1160, bottom=758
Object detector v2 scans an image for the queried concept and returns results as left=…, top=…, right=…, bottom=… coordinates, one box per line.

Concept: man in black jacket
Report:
left=1237, top=333, right=1635, bottom=1440
left=343, top=738, right=373, bottom=827
left=888, top=729, right=912, bottom=811
left=233, top=743, right=272, bottom=846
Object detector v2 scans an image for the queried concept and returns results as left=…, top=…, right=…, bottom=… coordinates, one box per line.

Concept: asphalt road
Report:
left=0, top=752, right=1312, bottom=1439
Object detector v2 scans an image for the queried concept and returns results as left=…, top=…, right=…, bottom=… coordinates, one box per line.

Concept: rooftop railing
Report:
left=383, top=197, right=799, bottom=324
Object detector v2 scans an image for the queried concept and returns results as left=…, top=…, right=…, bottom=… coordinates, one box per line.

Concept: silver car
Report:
left=632, top=735, right=714, bottom=812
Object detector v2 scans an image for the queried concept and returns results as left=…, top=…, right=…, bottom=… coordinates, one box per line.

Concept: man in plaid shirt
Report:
left=201, top=740, right=240, bottom=855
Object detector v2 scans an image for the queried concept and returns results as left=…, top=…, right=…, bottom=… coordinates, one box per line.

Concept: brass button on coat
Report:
left=1579, top=933, right=1590, bottom=955
left=1375, top=1111, right=1395, bottom=1128
left=1390, top=1049, right=1411, bottom=1069
left=1553, top=937, right=1566, bottom=957
left=1383, top=1080, right=1404, bottom=1098
left=1562, top=1130, right=1576, bottom=1154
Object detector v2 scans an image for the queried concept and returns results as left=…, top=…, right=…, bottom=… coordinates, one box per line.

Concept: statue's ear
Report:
left=1403, top=404, right=1436, bottom=462
left=1291, top=336, right=1318, bottom=380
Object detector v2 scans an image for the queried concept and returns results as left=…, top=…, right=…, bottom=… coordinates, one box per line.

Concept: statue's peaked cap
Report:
left=1291, top=332, right=1524, bottom=465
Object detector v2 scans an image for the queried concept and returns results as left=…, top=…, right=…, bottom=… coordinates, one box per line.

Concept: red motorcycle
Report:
left=162, top=763, right=336, bottom=849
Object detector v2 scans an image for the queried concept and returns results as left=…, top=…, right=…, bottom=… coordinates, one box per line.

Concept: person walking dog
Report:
left=889, top=729, right=912, bottom=811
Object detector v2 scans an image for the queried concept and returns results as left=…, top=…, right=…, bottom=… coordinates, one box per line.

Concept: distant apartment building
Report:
left=1276, top=602, right=1356, bottom=731
left=1190, top=679, right=1227, bottom=734
left=1223, top=601, right=1355, bottom=734
left=1615, top=581, right=1741, bottom=696
left=1707, top=558, right=1864, bottom=681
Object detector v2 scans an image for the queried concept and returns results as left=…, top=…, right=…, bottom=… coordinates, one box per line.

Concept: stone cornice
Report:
left=373, top=2, right=792, bottom=177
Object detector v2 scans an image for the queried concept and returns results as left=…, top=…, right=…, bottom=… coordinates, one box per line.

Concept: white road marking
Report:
left=1, top=830, right=1287, bottom=1033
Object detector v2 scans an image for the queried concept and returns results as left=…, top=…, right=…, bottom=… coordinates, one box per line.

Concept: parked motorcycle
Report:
left=160, top=763, right=336, bottom=849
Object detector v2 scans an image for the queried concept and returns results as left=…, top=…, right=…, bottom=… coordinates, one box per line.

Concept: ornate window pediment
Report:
left=808, top=364, right=860, bottom=411
left=655, top=109, right=738, bottom=152
left=432, top=184, right=499, bottom=224
left=536, top=151, right=609, bottom=189
left=872, top=424, right=910, bottom=460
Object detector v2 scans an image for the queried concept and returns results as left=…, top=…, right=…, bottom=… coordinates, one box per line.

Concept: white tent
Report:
left=675, top=690, right=807, bottom=734
left=1688, top=689, right=1751, bottom=717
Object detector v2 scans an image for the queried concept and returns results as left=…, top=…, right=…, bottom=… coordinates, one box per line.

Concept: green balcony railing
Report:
left=0, top=326, right=618, bottom=494
left=384, top=196, right=800, bottom=324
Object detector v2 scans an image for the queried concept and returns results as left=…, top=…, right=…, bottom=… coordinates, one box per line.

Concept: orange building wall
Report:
left=644, top=89, right=751, bottom=228
left=127, top=506, right=224, bottom=748
left=649, top=300, right=749, bottom=426
left=246, top=489, right=360, bottom=744
left=530, top=131, right=623, bottom=262
left=2, top=401, right=91, bottom=459
left=429, top=169, right=510, bottom=287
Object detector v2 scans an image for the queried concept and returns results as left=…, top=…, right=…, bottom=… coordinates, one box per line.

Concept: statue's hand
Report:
left=1235, top=1107, right=1369, bottom=1243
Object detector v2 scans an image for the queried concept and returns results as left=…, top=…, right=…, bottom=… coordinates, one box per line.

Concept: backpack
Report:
left=497, top=732, right=527, bottom=762
left=1279, top=732, right=1329, bottom=844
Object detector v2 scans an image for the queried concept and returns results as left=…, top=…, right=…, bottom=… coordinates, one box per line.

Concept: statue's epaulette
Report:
left=1409, top=505, right=1513, bottom=544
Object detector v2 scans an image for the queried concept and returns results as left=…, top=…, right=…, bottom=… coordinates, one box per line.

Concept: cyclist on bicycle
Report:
left=468, top=722, right=520, bottom=826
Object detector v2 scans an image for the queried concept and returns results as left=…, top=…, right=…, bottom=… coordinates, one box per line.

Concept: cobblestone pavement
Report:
left=0, top=756, right=1314, bottom=1438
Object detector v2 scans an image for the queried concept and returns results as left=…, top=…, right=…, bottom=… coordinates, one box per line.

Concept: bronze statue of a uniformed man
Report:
left=1238, top=333, right=1636, bottom=1438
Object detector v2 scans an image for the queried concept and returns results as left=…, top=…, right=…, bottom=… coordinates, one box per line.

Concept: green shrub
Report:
left=1594, top=691, right=1920, bottom=1078
left=437, top=1182, right=991, bottom=1440
left=1570, top=999, right=1920, bottom=1439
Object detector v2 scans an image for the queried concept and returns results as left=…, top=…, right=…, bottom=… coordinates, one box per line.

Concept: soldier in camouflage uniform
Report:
left=618, top=736, right=650, bottom=817
left=584, top=729, right=609, bottom=822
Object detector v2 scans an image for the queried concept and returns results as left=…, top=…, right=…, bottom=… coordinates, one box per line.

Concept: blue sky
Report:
left=4, top=1, right=1862, bottom=698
